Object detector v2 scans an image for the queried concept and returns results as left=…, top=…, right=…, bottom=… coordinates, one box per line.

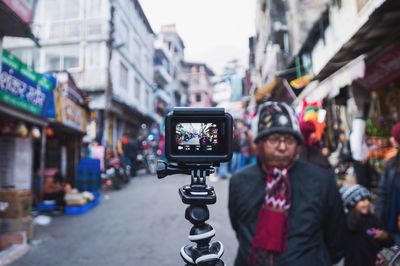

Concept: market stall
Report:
left=0, top=49, right=54, bottom=249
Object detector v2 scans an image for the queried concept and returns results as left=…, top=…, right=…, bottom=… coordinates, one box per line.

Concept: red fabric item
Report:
left=392, top=122, right=400, bottom=144
left=299, top=120, right=316, bottom=146
left=248, top=144, right=292, bottom=265
left=252, top=207, right=288, bottom=252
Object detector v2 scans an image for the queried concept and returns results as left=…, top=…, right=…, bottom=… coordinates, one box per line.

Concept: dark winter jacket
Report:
left=375, top=154, right=400, bottom=232
left=344, top=210, right=393, bottom=266
left=228, top=159, right=345, bottom=266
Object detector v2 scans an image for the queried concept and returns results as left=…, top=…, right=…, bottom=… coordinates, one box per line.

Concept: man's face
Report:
left=260, top=133, right=299, bottom=168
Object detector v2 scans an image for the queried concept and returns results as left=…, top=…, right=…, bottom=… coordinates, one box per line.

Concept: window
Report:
left=63, top=45, right=80, bottom=69
left=45, top=50, right=61, bottom=70
left=147, top=89, right=151, bottom=109
left=120, top=62, right=128, bottom=90
left=134, top=39, right=142, bottom=66
left=64, top=0, right=80, bottom=19
left=196, top=94, right=201, bottom=102
left=134, top=78, right=141, bottom=99
left=86, top=43, right=101, bottom=67
left=45, top=0, right=61, bottom=21
left=86, top=0, right=103, bottom=18
left=192, top=77, right=200, bottom=85
left=120, top=18, right=129, bottom=43
left=43, top=46, right=80, bottom=71
left=43, top=0, right=80, bottom=21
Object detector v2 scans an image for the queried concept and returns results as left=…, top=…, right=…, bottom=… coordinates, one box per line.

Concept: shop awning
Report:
left=0, top=103, right=47, bottom=126
left=314, top=0, right=400, bottom=81
left=294, top=55, right=366, bottom=105
left=356, top=43, right=400, bottom=90
left=290, top=74, right=312, bottom=89
left=254, top=78, right=278, bottom=103
left=0, top=1, right=40, bottom=45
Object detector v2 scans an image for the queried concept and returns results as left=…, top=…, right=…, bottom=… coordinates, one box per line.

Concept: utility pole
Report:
left=103, top=1, right=116, bottom=147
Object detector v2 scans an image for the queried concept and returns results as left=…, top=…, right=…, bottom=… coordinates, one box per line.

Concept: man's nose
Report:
left=277, top=140, right=287, bottom=150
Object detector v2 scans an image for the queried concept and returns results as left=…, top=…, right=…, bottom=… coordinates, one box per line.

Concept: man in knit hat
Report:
left=228, top=101, right=345, bottom=266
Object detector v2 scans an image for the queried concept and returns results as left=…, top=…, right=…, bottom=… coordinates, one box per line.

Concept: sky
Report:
left=140, top=0, right=256, bottom=75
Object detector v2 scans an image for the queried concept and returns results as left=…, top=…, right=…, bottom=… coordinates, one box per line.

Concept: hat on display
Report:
left=391, top=122, right=400, bottom=144
left=253, top=101, right=303, bottom=144
left=340, top=184, right=371, bottom=210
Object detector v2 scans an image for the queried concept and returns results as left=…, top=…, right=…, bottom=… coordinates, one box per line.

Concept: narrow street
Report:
left=13, top=173, right=237, bottom=266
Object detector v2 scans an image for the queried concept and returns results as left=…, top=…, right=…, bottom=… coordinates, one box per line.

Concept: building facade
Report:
left=155, top=24, right=188, bottom=108
left=4, top=0, right=155, bottom=149
left=185, top=62, right=214, bottom=107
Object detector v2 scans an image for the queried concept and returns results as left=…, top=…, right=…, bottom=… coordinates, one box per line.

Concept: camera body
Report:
left=165, top=107, right=233, bottom=164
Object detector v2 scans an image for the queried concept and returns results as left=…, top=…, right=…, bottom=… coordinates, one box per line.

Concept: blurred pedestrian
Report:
left=239, top=130, right=251, bottom=168
left=229, top=101, right=345, bottom=266
left=118, top=132, right=139, bottom=177
left=350, top=118, right=371, bottom=188
left=299, top=120, right=332, bottom=171
left=230, top=128, right=242, bottom=174
left=375, top=122, right=400, bottom=245
left=340, top=184, right=393, bottom=266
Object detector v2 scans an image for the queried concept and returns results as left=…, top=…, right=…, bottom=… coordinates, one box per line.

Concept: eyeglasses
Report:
left=265, top=135, right=297, bottom=147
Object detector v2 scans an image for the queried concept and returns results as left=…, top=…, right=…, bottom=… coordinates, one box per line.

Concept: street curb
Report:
left=0, top=244, right=30, bottom=266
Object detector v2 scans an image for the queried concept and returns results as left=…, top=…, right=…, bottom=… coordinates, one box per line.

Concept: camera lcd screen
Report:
left=165, top=108, right=232, bottom=163
left=170, top=118, right=228, bottom=157
left=175, top=123, right=219, bottom=153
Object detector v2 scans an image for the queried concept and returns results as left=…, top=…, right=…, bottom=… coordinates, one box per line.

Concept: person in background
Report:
left=299, top=120, right=332, bottom=171
left=375, top=121, right=400, bottom=245
left=340, top=184, right=393, bottom=266
left=42, top=169, right=71, bottom=207
left=349, top=118, right=371, bottom=188
left=245, top=129, right=258, bottom=164
left=230, top=128, right=242, bottom=175
left=229, top=101, right=345, bottom=266
left=118, top=132, right=139, bottom=177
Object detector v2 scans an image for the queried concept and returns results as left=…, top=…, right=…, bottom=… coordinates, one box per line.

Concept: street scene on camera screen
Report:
left=176, top=123, right=218, bottom=151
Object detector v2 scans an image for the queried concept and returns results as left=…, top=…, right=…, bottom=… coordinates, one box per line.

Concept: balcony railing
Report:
left=33, top=18, right=110, bottom=43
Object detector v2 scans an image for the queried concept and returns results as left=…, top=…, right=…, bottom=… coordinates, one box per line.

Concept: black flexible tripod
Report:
left=157, top=160, right=225, bottom=266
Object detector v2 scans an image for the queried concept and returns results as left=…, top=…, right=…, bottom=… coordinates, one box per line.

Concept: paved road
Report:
left=14, top=173, right=237, bottom=266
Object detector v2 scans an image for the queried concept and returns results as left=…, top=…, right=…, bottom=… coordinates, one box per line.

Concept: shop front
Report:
left=43, top=71, right=87, bottom=187
left=312, top=42, right=400, bottom=191
left=355, top=42, right=400, bottom=181
left=0, top=49, right=54, bottom=252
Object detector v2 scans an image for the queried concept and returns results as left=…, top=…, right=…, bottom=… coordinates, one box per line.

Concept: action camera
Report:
left=165, top=107, right=233, bottom=164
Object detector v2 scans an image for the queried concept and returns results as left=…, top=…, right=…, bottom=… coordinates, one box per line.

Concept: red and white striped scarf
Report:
left=248, top=146, right=293, bottom=265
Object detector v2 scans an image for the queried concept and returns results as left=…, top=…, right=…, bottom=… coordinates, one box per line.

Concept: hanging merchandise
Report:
left=15, top=123, right=29, bottom=138
left=0, top=121, right=15, bottom=135
left=365, top=91, right=397, bottom=174
left=299, top=100, right=327, bottom=141
left=31, top=127, right=41, bottom=139
left=45, top=127, right=54, bottom=137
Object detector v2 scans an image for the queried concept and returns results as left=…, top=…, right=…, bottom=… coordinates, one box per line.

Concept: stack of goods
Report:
left=75, top=158, right=101, bottom=192
left=64, top=189, right=98, bottom=215
left=0, top=189, right=33, bottom=251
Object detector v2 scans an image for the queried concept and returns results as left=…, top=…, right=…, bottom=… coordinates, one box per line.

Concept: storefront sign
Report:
left=2, top=0, right=36, bottom=24
left=55, top=73, right=86, bottom=132
left=0, top=50, right=53, bottom=116
left=357, top=44, right=400, bottom=91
